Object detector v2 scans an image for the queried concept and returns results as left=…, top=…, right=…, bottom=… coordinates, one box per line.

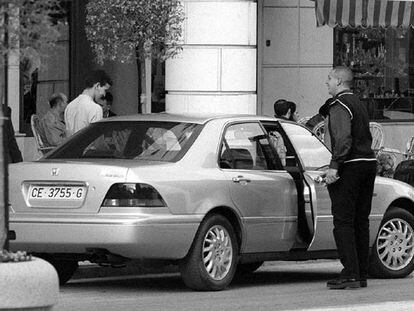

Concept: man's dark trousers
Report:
left=328, top=161, right=377, bottom=280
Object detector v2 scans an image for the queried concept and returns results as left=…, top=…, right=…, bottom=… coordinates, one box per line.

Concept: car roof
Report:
left=99, top=113, right=280, bottom=125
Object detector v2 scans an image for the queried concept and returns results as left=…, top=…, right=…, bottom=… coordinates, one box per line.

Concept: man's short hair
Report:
left=84, top=69, right=113, bottom=89
left=49, top=93, right=66, bottom=108
left=287, top=101, right=296, bottom=114
left=332, top=66, right=354, bottom=87
left=273, top=99, right=290, bottom=117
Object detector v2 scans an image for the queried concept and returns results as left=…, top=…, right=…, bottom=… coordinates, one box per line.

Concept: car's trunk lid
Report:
left=10, top=160, right=147, bottom=214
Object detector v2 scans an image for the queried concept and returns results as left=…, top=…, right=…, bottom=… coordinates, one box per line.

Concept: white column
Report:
left=166, top=0, right=257, bottom=114
left=7, top=51, right=19, bottom=131
left=7, top=4, right=20, bottom=131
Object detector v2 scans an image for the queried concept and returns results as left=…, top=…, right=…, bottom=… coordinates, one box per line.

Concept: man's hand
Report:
left=325, top=168, right=339, bottom=185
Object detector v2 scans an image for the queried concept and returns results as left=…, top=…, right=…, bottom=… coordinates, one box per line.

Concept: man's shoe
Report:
left=360, top=279, right=367, bottom=288
left=327, top=278, right=360, bottom=289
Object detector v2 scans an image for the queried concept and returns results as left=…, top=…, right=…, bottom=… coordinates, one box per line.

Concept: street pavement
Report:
left=57, top=260, right=414, bottom=311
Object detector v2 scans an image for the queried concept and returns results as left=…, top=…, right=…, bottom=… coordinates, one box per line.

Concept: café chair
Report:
left=30, top=114, right=55, bottom=156
left=369, top=122, right=384, bottom=153
left=405, top=136, right=414, bottom=160
left=312, top=121, right=325, bottom=142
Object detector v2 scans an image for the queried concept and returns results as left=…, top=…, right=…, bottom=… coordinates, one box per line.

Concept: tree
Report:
left=0, top=0, right=62, bottom=65
left=85, top=0, right=185, bottom=113
left=0, top=0, right=64, bottom=250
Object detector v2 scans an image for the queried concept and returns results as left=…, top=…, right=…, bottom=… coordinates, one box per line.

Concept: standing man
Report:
left=65, top=70, right=112, bottom=136
left=40, top=93, right=68, bottom=147
left=324, top=66, right=377, bottom=289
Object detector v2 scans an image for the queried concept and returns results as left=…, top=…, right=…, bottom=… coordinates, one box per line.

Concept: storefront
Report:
left=317, top=0, right=414, bottom=122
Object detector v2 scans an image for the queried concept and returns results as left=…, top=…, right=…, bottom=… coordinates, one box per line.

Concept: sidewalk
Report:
left=300, top=302, right=414, bottom=311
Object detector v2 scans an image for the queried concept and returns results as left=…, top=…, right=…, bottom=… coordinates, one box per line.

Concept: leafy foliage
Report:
left=85, top=0, right=185, bottom=64
left=0, top=0, right=64, bottom=61
left=0, top=250, right=32, bottom=262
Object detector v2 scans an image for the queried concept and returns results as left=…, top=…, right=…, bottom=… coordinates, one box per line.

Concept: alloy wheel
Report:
left=202, top=225, right=233, bottom=280
left=377, top=218, right=414, bottom=270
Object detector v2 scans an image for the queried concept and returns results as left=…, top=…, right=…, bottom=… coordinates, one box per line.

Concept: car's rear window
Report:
left=47, top=121, right=203, bottom=162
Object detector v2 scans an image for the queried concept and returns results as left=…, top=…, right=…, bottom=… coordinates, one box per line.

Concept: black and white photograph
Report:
left=2, top=0, right=414, bottom=310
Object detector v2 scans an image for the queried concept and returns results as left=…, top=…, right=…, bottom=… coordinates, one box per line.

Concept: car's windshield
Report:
left=47, top=121, right=202, bottom=162
left=281, top=122, right=332, bottom=170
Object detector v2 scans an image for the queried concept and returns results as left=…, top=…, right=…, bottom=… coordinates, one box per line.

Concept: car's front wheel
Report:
left=180, top=214, right=238, bottom=291
left=369, top=207, right=414, bottom=278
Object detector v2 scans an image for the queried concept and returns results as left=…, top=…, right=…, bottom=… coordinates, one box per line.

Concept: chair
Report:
left=369, top=122, right=384, bottom=152
left=405, top=136, right=414, bottom=160
left=369, top=123, right=405, bottom=176
left=297, top=116, right=311, bottom=126
left=312, top=121, right=325, bottom=142
left=30, top=114, right=55, bottom=155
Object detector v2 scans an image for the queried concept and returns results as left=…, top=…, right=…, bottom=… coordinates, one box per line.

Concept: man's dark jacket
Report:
left=328, top=90, right=375, bottom=170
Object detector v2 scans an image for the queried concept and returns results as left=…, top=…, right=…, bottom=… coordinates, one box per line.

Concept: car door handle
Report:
left=232, top=176, right=251, bottom=183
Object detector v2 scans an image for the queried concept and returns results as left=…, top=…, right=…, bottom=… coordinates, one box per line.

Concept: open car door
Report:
left=262, top=121, right=336, bottom=250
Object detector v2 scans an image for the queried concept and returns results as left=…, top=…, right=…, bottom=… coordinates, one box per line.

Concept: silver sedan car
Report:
left=9, top=113, right=414, bottom=290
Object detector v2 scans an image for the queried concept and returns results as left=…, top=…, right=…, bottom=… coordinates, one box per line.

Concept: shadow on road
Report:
left=66, top=268, right=339, bottom=292
left=232, top=269, right=338, bottom=288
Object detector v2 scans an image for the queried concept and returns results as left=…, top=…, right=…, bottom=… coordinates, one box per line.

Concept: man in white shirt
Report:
left=65, top=70, right=112, bottom=136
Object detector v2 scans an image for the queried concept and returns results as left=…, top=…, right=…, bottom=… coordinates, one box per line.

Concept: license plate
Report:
left=28, top=185, right=86, bottom=200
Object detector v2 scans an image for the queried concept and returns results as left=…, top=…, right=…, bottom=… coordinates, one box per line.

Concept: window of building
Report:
left=20, top=1, right=71, bottom=134
left=334, top=28, right=414, bottom=122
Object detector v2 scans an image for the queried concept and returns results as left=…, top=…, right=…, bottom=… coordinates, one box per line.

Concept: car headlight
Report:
left=102, top=183, right=166, bottom=207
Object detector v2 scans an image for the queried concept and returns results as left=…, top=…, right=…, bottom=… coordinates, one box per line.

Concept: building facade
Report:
left=7, top=0, right=414, bottom=161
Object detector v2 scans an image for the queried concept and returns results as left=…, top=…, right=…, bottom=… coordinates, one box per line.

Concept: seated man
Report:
left=40, top=93, right=68, bottom=147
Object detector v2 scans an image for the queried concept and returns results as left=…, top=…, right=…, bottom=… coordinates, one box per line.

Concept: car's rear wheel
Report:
left=39, top=255, right=79, bottom=285
left=180, top=214, right=238, bottom=291
left=369, top=207, right=414, bottom=278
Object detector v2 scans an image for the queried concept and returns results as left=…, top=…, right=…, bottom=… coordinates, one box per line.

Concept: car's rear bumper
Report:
left=9, top=214, right=202, bottom=259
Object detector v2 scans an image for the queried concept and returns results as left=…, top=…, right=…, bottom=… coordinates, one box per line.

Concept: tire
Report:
left=236, top=261, right=264, bottom=275
left=179, top=214, right=239, bottom=291
left=39, top=255, right=79, bottom=285
left=369, top=207, right=414, bottom=278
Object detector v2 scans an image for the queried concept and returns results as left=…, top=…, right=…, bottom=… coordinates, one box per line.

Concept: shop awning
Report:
left=315, top=0, right=414, bottom=28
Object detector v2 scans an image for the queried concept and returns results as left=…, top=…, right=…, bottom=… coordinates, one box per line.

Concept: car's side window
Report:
left=281, top=122, right=332, bottom=170
left=219, top=122, right=282, bottom=170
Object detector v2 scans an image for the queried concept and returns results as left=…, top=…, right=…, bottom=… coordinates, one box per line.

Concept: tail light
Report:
left=102, top=183, right=166, bottom=207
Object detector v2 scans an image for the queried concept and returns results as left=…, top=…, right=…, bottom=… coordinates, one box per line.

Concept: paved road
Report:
left=57, top=260, right=414, bottom=311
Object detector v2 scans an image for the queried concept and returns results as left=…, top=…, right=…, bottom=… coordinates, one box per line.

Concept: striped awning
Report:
left=315, top=0, right=414, bottom=28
